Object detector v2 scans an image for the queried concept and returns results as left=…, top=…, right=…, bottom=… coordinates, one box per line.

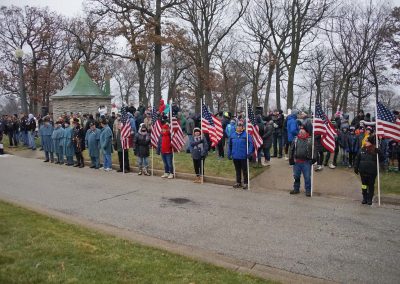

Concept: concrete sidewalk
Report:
left=1, top=155, right=399, bottom=283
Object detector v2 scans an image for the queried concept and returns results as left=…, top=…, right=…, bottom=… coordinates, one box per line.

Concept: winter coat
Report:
left=339, top=130, right=351, bottom=151
left=262, top=122, right=274, bottom=149
left=157, top=131, right=172, bottom=155
left=354, top=147, right=379, bottom=176
left=388, top=140, right=400, bottom=159
left=100, top=125, right=113, bottom=155
left=134, top=131, right=150, bottom=157
left=348, top=133, right=360, bottom=153
left=225, top=123, right=235, bottom=138
left=289, top=135, right=313, bottom=165
left=85, top=128, right=101, bottom=158
left=287, top=114, right=299, bottom=143
left=39, top=124, right=54, bottom=152
left=51, top=127, right=64, bottom=155
left=63, top=127, right=75, bottom=157
left=73, top=126, right=85, bottom=153
left=228, top=131, right=254, bottom=160
left=191, top=135, right=208, bottom=160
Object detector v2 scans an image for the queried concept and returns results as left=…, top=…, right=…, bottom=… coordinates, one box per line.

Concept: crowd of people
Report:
left=0, top=103, right=399, bottom=205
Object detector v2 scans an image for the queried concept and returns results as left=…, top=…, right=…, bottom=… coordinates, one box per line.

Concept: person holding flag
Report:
left=157, top=123, right=174, bottom=179
left=190, top=127, right=208, bottom=183
left=115, top=119, right=131, bottom=173
left=228, top=121, right=254, bottom=190
left=134, top=123, right=151, bottom=176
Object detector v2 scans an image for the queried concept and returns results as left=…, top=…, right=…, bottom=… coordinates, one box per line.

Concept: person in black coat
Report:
left=72, top=118, right=85, bottom=167
left=190, top=127, right=208, bottom=183
left=354, top=136, right=380, bottom=205
left=134, top=123, right=151, bottom=175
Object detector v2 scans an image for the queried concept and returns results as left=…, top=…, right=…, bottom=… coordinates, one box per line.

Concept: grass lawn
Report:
left=0, top=200, right=273, bottom=284
left=1, top=137, right=265, bottom=180
left=379, top=172, right=400, bottom=195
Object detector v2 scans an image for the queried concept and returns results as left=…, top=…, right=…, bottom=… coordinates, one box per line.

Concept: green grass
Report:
left=380, top=172, right=400, bottom=195
left=2, top=137, right=265, bottom=180
left=0, top=200, right=273, bottom=284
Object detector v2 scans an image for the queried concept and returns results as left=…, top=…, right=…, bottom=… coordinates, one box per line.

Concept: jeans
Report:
left=293, top=161, right=312, bottom=193
left=137, top=156, right=149, bottom=168
left=233, top=159, right=248, bottom=185
left=104, top=153, right=112, bottom=169
left=45, top=151, right=54, bottom=162
left=273, top=131, right=282, bottom=157
left=66, top=156, right=74, bottom=165
left=28, top=131, right=36, bottom=149
left=20, top=131, right=28, bottom=146
left=90, top=156, right=99, bottom=168
left=161, top=153, right=173, bottom=174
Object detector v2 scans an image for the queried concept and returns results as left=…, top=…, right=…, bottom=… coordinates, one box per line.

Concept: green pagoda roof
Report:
left=53, top=65, right=108, bottom=97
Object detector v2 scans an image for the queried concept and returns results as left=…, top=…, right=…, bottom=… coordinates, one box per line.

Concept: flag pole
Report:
left=311, top=101, right=316, bottom=197
left=122, top=137, right=125, bottom=174
left=201, top=97, right=204, bottom=184
left=375, top=100, right=381, bottom=206
left=170, top=99, right=176, bottom=177
left=246, top=99, right=250, bottom=191
left=151, top=104, right=154, bottom=176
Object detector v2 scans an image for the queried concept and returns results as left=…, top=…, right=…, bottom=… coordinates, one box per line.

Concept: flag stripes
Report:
left=313, top=104, right=337, bottom=153
left=376, top=101, right=400, bottom=142
left=171, top=116, right=185, bottom=152
left=120, top=106, right=131, bottom=149
left=247, top=104, right=263, bottom=150
left=201, top=104, right=223, bottom=147
left=151, top=106, right=162, bottom=148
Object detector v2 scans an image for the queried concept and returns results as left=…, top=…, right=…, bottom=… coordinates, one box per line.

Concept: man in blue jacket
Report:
left=286, top=110, right=299, bottom=144
left=228, top=122, right=254, bottom=190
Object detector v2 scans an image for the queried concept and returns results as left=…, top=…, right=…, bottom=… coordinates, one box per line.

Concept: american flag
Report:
left=247, top=104, right=263, bottom=150
left=171, top=114, right=185, bottom=152
left=150, top=106, right=162, bottom=148
left=377, top=101, right=400, bottom=142
left=120, top=106, right=131, bottom=149
left=313, top=103, right=337, bottom=153
left=201, top=104, right=223, bottom=147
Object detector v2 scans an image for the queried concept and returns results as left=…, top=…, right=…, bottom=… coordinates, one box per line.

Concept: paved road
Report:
left=1, top=155, right=399, bottom=283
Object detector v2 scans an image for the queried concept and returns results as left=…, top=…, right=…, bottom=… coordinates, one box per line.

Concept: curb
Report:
left=0, top=195, right=337, bottom=284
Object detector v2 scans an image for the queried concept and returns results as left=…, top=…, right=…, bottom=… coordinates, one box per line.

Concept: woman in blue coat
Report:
left=228, top=122, right=254, bottom=190
left=39, top=117, right=54, bottom=162
left=51, top=121, right=64, bottom=164
left=63, top=120, right=75, bottom=166
left=100, top=119, right=113, bottom=171
left=85, top=122, right=101, bottom=169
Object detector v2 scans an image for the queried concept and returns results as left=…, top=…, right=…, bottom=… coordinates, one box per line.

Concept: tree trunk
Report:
left=263, top=63, right=274, bottom=115
left=203, top=55, right=213, bottom=112
left=275, top=61, right=281, bottom=110
left=136, top=59, right=146, bottom=106
left=341, top=77, right=351, bottom=113
left=153, top=0, right=162, bottom=109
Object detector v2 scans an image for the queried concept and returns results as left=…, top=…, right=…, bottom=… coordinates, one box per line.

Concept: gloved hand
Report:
left=354, top=169, right=359, bottom=175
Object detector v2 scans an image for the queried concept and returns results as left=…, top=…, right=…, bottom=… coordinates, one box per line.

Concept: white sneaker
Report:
left=262, top=161, right=270, bottom=167
left=167, top=173, right=174, bottom=179
left=284, top=155, right=289, bottom=161
left=329, top=163, right=336, bottom=169
left=104, top=168, right=112, bottom=172
left=161, top=173, right=168, bottom=178
left=315, top=165, right=323, bottom=171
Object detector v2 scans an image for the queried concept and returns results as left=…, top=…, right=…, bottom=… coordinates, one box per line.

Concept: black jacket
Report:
left=354, top=147, right=379, bottom=176
left=134, top=132, right=150, bottom=157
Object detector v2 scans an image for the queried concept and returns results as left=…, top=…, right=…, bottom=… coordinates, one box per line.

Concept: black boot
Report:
left=361, top=189, right=367, bottom=204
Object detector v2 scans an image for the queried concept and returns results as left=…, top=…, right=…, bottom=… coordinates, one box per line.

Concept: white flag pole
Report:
left=246, top=99, right=250, bottom=190
left=170, top=99, right=176, bottom=177
left=375, top=100, right=381, bottom=206
left=311, top=101, right=316, bottom=197
left=201, top=98, right=204, bottom=184
left=122, top=137, right=125, bottom=174
left=151, top=104, right=154, bottom=176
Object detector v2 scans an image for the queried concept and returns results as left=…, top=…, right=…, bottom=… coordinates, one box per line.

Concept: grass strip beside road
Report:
left=0, top=200, right=273, bottom=284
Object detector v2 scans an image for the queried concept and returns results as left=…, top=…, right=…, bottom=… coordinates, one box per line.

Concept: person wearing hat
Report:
left=39, top=117, right=54, bottom=163
left=348, top=126, right=360, bottom=168
left=62, top=120, right=75, bottom=166
left=190, top=127, right=209, bottom=183
left=134, top=123, right=150, bottom=175
left=289, top=125, right=313, bottom=197
left=286, top=109, right=299, bottom=147
left=157, top=123, right=174, bottom=179
left=115, top=120, right=131, bottom=173
left=228, top=121, right=254, bottom=190
left=100, top=119, right=113, bottom=171
left=72, top=118, right=85, bottom=168
left=85, top=122, right=101, bottom=169
left=272, top=109, right=284, bottom=158
left=185, top=112, right=195, bottom=153
left=354, top=136, right=380, bottom=205
left=51, top=121, right=64, bottom=164
left=360, top=126, right=373, bottom=149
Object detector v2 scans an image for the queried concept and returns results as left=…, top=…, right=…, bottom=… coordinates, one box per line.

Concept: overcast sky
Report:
left=1, top=0, right=400, bottom=17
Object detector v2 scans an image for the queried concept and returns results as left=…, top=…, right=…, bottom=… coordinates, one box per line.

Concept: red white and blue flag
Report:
left=313, top=103, right=337, bottom=153
left=201, top=104, right=223, bottom=147
left=151, top=106, right=162, bottom=148
left=247, top=104, right=263, bottom=150
left=376, top=101, right=400, bottom=142
left=171, top=115, right=185, bottom=152
left=120, top=106, right=131, bottom=149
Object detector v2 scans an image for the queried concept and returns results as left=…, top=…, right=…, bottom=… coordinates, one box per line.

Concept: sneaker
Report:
left=262, top=161, right=271, bottom=167
left=290, top=190, right=300, bottom=195
left=305, top=192, right=311, bottom=197
left=233, top=183, right=242, bottom=189
left=104, top=168, right=112, bottom=172
left=138, top=170, right=142, bottom=176
left=285, top=157, right=289, bottom=161
left=315, top=165, right=323, bottom=171
left=329, top=163, right=336, bottom=169
left=167, top=173, right=174, bottom=179
left=143, top=170, right=151, bottom=176
left=161, top=173, right=168, bottom=178
left=242, top=184, right=248, bottom=190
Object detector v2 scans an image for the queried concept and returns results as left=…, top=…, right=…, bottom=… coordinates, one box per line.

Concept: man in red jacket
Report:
left=157, top=123, right=174, bottom=179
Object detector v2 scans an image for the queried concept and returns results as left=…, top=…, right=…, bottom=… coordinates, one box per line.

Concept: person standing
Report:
left=26, top=114, right=36, bottom=150
left=289, top=126, right=313, bottom=197
left=115, top=120, right=130, bottom=173
left=185, top=113, right=195, bottom=153
left=51, top=121, right=64, bottom=164
left=272, top=110, right=284, bottom=158
left=85, top=122, right=101, bottom=169
left=191, top=127, right=209, bottom=183
left=134, top=123, right=151, bottom=175
left=100, top=119, right=113, bottom=171
left=286, top=110, right=299, bottom=149
left=354, top=136, right=380, bottom=205
left=39, top=117, right=54, bottom=163
left=157, top=123, right=174, bottom=179
left=228, top=122, right=254, bottom=190
left=63, top=120, right=75, bottom=166
left=72, top=118, right=85, bottom=168
left=261, top=117, right=274, bottom=166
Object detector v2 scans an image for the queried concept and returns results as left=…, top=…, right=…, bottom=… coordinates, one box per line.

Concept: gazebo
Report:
left=50, top=65, right=111, bottom=119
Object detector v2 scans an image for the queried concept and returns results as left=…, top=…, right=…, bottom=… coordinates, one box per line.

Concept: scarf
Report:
left=194, top=135, right=203, bottom=152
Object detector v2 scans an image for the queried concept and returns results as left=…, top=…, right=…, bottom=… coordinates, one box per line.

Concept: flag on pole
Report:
left=151, top=106, right=162, bottom=148
left=247, top=104, right=263, bottom=150
left=171, top=116, right=185, bottom=151
left=120, top=106, right=131, bottom=149
left=313, top=103, right=337, bottom=153
left=201, top=104, right=223, bottom=147
left=376, top=101, right=400, bottom=142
